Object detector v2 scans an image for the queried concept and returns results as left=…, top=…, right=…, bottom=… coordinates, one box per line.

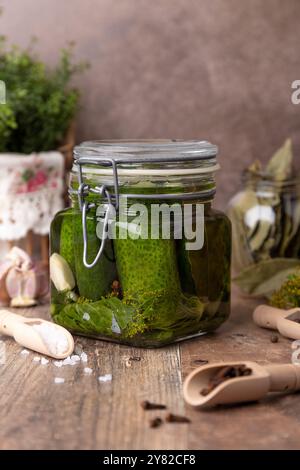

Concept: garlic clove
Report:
left=50, top=253, right=75, bottom=292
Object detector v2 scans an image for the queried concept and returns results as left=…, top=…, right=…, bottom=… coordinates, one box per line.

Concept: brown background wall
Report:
left=1, top=0, right=299, bottom=208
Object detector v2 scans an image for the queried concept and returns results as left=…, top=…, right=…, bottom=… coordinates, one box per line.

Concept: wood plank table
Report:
left=0, top=287, right=299, bottom=450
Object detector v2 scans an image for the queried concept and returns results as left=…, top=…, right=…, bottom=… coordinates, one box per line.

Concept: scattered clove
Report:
left=200, top=364, right=252, bottom=396
left=270, top=334, right=279, bottom=343
left=125, top=356, right=142, bottom=367
left=130, top=356, right=141, bottom=362
left=141, top=400, right=167, bottom=411
left=165, top=413, right=191, bottom=424
left=149, top=417, right=163, bottom=428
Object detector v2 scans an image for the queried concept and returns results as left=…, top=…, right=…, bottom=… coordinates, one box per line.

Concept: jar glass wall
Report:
left=50, top=140, right=231, bottom=347
left=228, top=171, right=300, bottom=275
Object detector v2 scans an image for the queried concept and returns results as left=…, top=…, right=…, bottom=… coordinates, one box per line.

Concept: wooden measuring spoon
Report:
left=0, top=310, right=74, bottom=359
left=183, top=361, right=300, bottom=409
left=253, top=305, right=300, bottom=340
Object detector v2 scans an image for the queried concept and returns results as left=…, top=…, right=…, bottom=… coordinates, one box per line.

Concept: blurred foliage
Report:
left=0, top=36, right=87, bottom=153
left=270, top=270, right=300, bottom=309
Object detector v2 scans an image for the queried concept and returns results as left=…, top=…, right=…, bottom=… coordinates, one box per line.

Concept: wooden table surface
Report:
left=1, top=287, right=299, bottom=450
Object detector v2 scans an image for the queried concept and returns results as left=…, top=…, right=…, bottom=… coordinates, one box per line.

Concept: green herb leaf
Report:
left=234, top=258, right=300, bottom=296
left=265, top=138, right=293, bottom=181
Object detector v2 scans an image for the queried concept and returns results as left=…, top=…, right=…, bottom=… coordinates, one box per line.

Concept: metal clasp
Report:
left=82, top=185, right=113, bottom=269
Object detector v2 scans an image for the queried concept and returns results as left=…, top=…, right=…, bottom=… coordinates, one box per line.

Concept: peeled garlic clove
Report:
left=50, top=253, right=75, bottom=292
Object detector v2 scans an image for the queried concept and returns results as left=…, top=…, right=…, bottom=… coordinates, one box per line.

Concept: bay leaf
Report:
left=234, top=257, right=300, bottom=296
left=265, top=138, right=293, bottom=181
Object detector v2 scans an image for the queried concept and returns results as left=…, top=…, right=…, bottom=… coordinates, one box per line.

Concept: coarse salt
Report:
left=83, top=312, right=90, bottom=321
left=70, top=354, right=81, bottom=363
left=33, top=356, right=40, bottom=362
left=53, top=360, right=63, bottom=368
left=84, top=367, right=93, bottom=374
left=41, top=357, right=49, bottom=365
left=54, top=377, right=65, bottom=384
left=98, top=374, right=112, bottom=383
left=62, top=356, right=74, bottom=366
left=33, top=323, right=69, bottom=356
left=20, top=349, right=29, bottom=355
left=80, top=352, right=88, bottom=363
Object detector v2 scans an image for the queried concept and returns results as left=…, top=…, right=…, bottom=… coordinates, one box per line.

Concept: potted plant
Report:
left=0, top=38, right=86, bottom=306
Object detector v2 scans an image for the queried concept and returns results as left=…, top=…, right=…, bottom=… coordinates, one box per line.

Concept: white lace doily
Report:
left=0, top=152, right=64, bottom=241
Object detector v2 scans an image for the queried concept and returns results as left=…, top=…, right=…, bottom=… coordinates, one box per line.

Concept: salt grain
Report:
left=71, top=354, right=80, bottom=363
left=20, top=349, right=29, bottom=355
left=83, top=312, right=90, bottom=321
left=33, top=323, right=69, bottom=356
left=54, top=377, right=65, bottom=384
left=53, top=360, right=63, bottom=368
left=33, top=356, right=40, bottom=362
left=80, top=352, right=88, bottom=363
left=62, top=356, right=74, bottom=366
left=41, top=357, right=49, bottom=365
left=84, top=367, right=93, bottom=374
left=98, top=374, right=112, bottom=383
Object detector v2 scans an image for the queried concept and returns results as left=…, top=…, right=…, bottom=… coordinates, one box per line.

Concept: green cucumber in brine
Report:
left=60, top=209, right=76, bottom=274
left=114, top=235, right=181, bottom=300
left=73, top=210, right=116, bottom=300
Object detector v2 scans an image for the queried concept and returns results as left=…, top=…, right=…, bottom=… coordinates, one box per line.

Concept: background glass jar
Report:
left=228, top=169, right=300, bottom=275
left=50, top=140, right=231, bottom=347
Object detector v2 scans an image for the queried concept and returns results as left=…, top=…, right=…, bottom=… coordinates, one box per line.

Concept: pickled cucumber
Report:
left=60, top=209, right=76, bottom=273
left=114, top=236, right=181, bottom=300
left=73, top=210, right=116, bottom=300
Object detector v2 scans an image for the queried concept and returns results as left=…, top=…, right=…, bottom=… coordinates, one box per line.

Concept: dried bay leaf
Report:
left=265, top=138, right=293, bottom=181
left=234, top=257, right=300, bottom=296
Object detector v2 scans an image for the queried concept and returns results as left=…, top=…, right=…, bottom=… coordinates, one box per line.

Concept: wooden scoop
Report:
left=183, top=361, right=300, bottom=409
left=0, top=310, right=74, bottom=359
left=253, top=305, right=300, bottom=340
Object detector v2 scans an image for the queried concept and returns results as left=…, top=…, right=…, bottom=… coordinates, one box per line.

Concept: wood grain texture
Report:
left=0, top=289, right=300, bottom=450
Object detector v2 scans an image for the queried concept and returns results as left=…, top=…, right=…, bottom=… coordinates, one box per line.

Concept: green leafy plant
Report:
left=0, top=37, right=86, bottom=153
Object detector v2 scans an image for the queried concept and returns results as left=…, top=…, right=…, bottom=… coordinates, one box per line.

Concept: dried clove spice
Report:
left=125, top=356, right=141, bottom=368
left=200, top=364, right=252, bottom=396
left=149, top=417, right=163, bottom=428
left=270, top=334, right=279, bottom=343
left=165, top=413, right=191, bottom=424
left=130, top=356, right=141, bottom=361
left=140, top=400, right=167, bottom=411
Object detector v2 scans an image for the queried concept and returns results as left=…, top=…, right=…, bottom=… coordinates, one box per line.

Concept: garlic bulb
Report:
left=50, top=253, right=75, bottom=292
